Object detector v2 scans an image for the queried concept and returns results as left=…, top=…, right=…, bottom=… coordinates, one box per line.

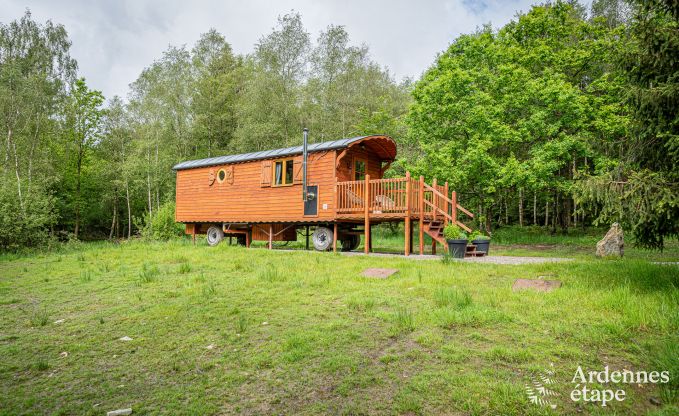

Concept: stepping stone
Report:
left=512, top=278, right=562, bottom=292
left=362, top=268, right=399, bottom=279
left=107, top=409, right=132, bottom=416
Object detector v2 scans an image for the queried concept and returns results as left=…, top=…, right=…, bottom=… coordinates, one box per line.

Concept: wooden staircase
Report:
left=465, top=243, right=486, bottom=257
left=423, top=220, right=446, bottom=247
left=422, top=219, right=487, bottom=257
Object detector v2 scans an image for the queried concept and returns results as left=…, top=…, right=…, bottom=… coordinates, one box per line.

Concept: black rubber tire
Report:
left=349, top=234, right=360, bottom=251
left=341, top=234, right=360, bottom=251
left=206, top=225, right=224, bottom=246
left=312, top=226, right=333, bottom=251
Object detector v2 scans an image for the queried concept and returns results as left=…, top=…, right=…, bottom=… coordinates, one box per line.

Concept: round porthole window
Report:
left=217, top=169, right=227, bottom=183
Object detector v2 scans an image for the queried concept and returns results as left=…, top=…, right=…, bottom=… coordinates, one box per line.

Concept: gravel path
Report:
left=340, top=251, right=573, bottom=264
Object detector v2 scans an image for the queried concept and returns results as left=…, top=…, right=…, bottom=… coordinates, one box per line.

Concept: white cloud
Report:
left=2, top=0, right=567, bottom=99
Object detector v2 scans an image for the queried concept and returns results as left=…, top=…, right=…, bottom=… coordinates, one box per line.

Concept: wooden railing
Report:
left=335, top=177, right=412, bottom=214
left=335, top=173, right=474, bottom=229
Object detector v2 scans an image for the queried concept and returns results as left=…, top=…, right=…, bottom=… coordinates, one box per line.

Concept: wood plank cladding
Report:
left=336, top=145, right=384, bottom=182
left=176, top=151, right=339, bottom=223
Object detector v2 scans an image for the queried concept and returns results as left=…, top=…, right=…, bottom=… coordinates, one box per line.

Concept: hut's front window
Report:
left=273, top=159, right=294, bottom=186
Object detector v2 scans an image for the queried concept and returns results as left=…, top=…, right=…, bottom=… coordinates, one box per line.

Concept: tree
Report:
left=233, top=12, right=310, bottom=151
left=576, top=0, right=679, bottom=248
left=0, top=10, right=76, bottom=247
left=99, top=96, right=135, bottom=239
left=64, top=78, right=104, bottom=238
left=406, top=2, right=629, bottom=233
left=191, top=29, right=242, bottom=157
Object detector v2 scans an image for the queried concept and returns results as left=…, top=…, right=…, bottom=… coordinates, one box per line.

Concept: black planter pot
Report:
left=446, top=239, right=468, bottom=259
left=472, top=239, right=490, bottom=255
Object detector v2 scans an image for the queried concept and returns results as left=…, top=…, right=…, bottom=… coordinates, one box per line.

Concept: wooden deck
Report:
left=333, top=172, right=475, bottom=255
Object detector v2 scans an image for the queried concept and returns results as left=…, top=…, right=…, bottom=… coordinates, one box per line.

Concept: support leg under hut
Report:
left=268, top=224, right=273, bottom=250
left=333, top=223, right=337, bottom=252
left=419, top=175, right=424, bottom=255
left=404, top=171, right=411, bottom=256
left=364, top=174, right=371, bottom=254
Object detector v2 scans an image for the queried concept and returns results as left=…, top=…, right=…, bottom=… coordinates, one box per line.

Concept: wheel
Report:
left=236, top=234, right=247, bottom=246
left=341, top=234, right=360, bottom=251
left=312, top=226, right=333, bottom=251
left=349, top=234, right=360, bottom=250
left=206, top=225, right=224, bottom=246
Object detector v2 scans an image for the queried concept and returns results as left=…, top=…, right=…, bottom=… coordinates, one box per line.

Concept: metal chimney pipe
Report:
left=302, top=128, right=308, bottom=201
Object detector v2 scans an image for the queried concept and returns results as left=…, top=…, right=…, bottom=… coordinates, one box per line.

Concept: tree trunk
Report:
left=573, top=199, right=578, bottom=227
left=504, top=197, right=509, bottom=225
left=533, top=192, right=537, bottom=225
left=518, top=188, right=524, bottom=227
left=485, top=205, right=493, bottom=234
left=147, top=147, right=153, bottom=219
left=4, top=127, right=12, bottom=175
left=544, top=200, right=549, bottom=227
left=75, top=151, right=82, bottom=239
left=109, top=197, right=117, bottom=240
left=551, top=192, right=558, bottom=235
left=126, top=181, right=132, bottom=239
left=12, top=142, right=24, bottom=212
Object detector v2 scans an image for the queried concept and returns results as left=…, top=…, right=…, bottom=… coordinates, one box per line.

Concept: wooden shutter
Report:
left=261, top=161, right=272, bottom=187
left=226, top=166, right=234, bottom=184
left=293, top=157, right=303, bottom=184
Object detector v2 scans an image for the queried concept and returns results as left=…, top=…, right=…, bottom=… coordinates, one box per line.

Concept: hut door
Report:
left=304, top=185, right=318, bottom=216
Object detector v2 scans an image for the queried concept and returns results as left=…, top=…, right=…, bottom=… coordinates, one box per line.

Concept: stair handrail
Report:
left=423, top=198, right=453, bottom=223
left=423, top=183, right=474, bottom=218
left=422, top=182, right=473, bottom=233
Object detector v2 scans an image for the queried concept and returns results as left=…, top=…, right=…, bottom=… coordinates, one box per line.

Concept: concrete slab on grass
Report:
left=362, top=268, right=399, bottom=279
left=512, top=278, right=562, bottom=292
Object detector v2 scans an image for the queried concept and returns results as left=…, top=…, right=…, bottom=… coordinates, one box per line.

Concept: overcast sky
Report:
left=2, top=1, right=591, bottom=100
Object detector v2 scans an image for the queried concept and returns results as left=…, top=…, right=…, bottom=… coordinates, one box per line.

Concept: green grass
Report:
left=367, top=224, right=679, bottom=261
left=0, top=239, right=677, bottom=415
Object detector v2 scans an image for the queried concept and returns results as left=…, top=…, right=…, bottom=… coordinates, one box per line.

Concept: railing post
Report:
left=364, top=174, right=370, bottom=254
left=431, top=178, right=437, bottom=255
left=452, top=191, right=457, bottom=226
left=419, top=175, right=424, bottom=255
left=334, top=177, right=338, bottom=217
left=444, top=182, right=449, bottom=227
left=432, top=178, right=438, bottom=222
left=404, top=172, right=411, bottom=256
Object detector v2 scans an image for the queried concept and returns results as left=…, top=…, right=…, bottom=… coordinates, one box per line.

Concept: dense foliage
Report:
left=0, top=1, right=676, bottom=249
left=0, top=11, right=409, bottom=248
left=406, top=0, right=678, bottom=247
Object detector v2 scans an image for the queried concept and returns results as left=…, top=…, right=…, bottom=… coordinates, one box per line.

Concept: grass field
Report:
left=1, top=234, right=678, bottom=415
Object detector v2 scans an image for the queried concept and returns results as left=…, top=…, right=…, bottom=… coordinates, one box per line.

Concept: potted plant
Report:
left=443, top=224, right=468, bottom=259
left=470, top=230, right=491, bottom=255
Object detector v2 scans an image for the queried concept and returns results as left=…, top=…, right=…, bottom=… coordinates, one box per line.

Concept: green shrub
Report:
left=0, top=181, right=57, bottom=250
left=443, top=224, right=467, bottom=240
left=469, top=230, right=490, bottom=240
left=136, top=202, right=184, bottom=241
